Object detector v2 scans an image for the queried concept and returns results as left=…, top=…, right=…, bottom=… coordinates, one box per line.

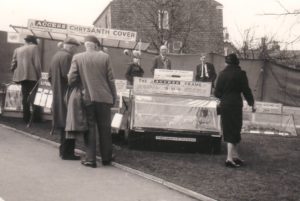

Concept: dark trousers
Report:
left=59, top=128, right=76, bottom=157
left=84, top=102, right=112, bottom=163
left=20, top=80, right=42, bottom=123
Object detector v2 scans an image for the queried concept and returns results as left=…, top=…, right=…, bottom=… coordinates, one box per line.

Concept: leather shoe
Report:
left=233, top=158, right=245, bottom=166
left=61, top=155, right=81, bottom=160
left=102, top=154, right=116, bottom=166
left=102, top=160, right=111, bottom=166
left=81, top=160, right=97, bottom=168
left=225, top=160, right=240, bottom=168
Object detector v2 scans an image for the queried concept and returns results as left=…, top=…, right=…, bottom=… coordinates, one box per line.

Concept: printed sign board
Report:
left=115, top=79, right=129, bottom=97
left=243, top=101, right=282, bottom=114
left=4, top=84, right=23, bottom=111
left=133, top=77, right=211, bottom=97
left=154, top=69, right=194, bottom=81
left=7, top=32, right=24, bottom=44
left=28, top=19, right=137, bottom=42
left=34, top=73, right=53, bottom=109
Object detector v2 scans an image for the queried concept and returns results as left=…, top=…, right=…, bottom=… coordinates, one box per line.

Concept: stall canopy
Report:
left=9, top=19, right=150, bottom=51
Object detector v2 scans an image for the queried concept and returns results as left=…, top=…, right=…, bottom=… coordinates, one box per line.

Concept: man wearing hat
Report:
left=10, top=35, right=42, bottom=124
left=48, top=37, right=80, bottom=160
left=68, top=35, right=117, bottom=167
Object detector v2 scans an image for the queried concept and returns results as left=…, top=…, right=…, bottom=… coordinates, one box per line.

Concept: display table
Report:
left=1, top=77, right=52, bottom=121
left=127, top=77, right=221, bottom=153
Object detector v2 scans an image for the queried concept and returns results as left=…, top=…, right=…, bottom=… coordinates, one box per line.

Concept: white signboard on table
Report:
left=28, top=19, right=137, bottom=42
left=34, top=73, right=52, bottom=109
left=133, top=77, right=211, bottom=97
left=115, top=79, right=130, bottom=98
left=4, top=84, right=23, bottom=111
left=243, top=101, right=282, bottom=114
left=154, top=69, right=194, bottom=81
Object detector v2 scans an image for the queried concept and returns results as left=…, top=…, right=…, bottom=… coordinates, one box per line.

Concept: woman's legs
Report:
left=226, top=142, right=241, bottom=167
left=232, top=143, right=240, bottom=159
left=227, top=142, right=241, bottom=160
left=226, top=142, right=234, bottom=161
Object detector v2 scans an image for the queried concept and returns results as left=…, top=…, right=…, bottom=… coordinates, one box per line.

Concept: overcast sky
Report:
left=0, top=0, right=299, bottom=50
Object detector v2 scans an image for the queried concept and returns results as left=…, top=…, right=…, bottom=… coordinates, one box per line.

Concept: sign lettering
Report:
left=28, top=19, right=137, bottom=42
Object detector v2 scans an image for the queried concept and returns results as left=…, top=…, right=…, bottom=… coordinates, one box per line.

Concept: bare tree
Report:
left=130, top=0, right=204, bottom=53
left=258, top=0, right=300, bottom=46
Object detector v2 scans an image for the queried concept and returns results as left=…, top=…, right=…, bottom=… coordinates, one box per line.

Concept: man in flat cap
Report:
left=10, top=35, right=42, bottom=124
left=48, top=37, right=81, bottom=160
left=68, top=35, right=117, bottom=168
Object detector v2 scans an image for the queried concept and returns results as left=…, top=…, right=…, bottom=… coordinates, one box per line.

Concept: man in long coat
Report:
left=68, top=35, right=117, bottom=168
left=48, top=37, right=80, bottom=160
left=10, top=35, right=42, bottom=124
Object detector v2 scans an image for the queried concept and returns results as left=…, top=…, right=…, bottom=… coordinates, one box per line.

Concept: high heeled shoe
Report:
left=225, top=160, right=240, bottom=168
left=233, top=158, right=245, bottom=166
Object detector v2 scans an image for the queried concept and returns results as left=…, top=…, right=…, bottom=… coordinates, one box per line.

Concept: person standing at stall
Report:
left=151, top=45, right=172, bottom=75
left=125, top=56, right=144, bottom=85
left=48, top=37, right=80, bottom=160
left=195, top=53, right=217, bottom=88
left=68, top=35, right=117, bottom=168
left=214, top=53, right=255, bottom=168
left=10, top=35, right=42, bottom=124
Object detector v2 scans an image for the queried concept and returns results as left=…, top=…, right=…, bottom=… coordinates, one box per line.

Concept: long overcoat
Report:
left=48, top=49, right=73, bottom=128
left=214, top=64, right=254, bottom=143
left=64, top=86, right=88, bottom=132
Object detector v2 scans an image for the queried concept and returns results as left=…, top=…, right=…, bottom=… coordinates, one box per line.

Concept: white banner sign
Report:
left=243, top=101, right=282, bottom=114
left=7, top=32, right=24, bottom=44
left=34, top=72, right=53, bottom=109
left=154, top=69, right=194, bottom=81
left=133, top=77, right=211, bottom=97
left=28, top=19, right=137, bottom=42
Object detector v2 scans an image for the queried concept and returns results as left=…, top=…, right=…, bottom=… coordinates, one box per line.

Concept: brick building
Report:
left=93, top=0, right=224, bottom=54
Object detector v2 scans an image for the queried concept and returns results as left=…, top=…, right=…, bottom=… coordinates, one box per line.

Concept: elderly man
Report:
left=10, top=35, right=42, bottom=124
left=195, top=53, right=217, bottom=88
left=68, top=35, right=117, bottom=168
left=151, top=45, right=172, bottom=75
left=48, top=37, right=80, bottom=160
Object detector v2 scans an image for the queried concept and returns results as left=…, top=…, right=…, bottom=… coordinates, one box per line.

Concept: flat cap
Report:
left=84, top=35, right=101, bottom=47
left=24, top=35, right=38, bottom=45
left=64, top=37, right=80, bottom=46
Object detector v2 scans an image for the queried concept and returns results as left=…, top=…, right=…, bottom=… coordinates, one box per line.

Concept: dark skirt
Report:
left=220, top=106, right=242, bottom=144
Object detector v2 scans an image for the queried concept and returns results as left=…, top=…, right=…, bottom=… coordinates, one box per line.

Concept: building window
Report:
left=158, top=10, right=169, bottom=30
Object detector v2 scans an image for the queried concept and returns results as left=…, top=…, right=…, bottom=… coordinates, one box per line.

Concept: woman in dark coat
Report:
left=214, top=53, right=255, bottom=168
left=125, top=57, right=144, bottom=85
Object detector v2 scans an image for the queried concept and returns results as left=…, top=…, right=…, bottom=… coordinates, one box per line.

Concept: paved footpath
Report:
left=0, top=125, right=198, bottom=201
